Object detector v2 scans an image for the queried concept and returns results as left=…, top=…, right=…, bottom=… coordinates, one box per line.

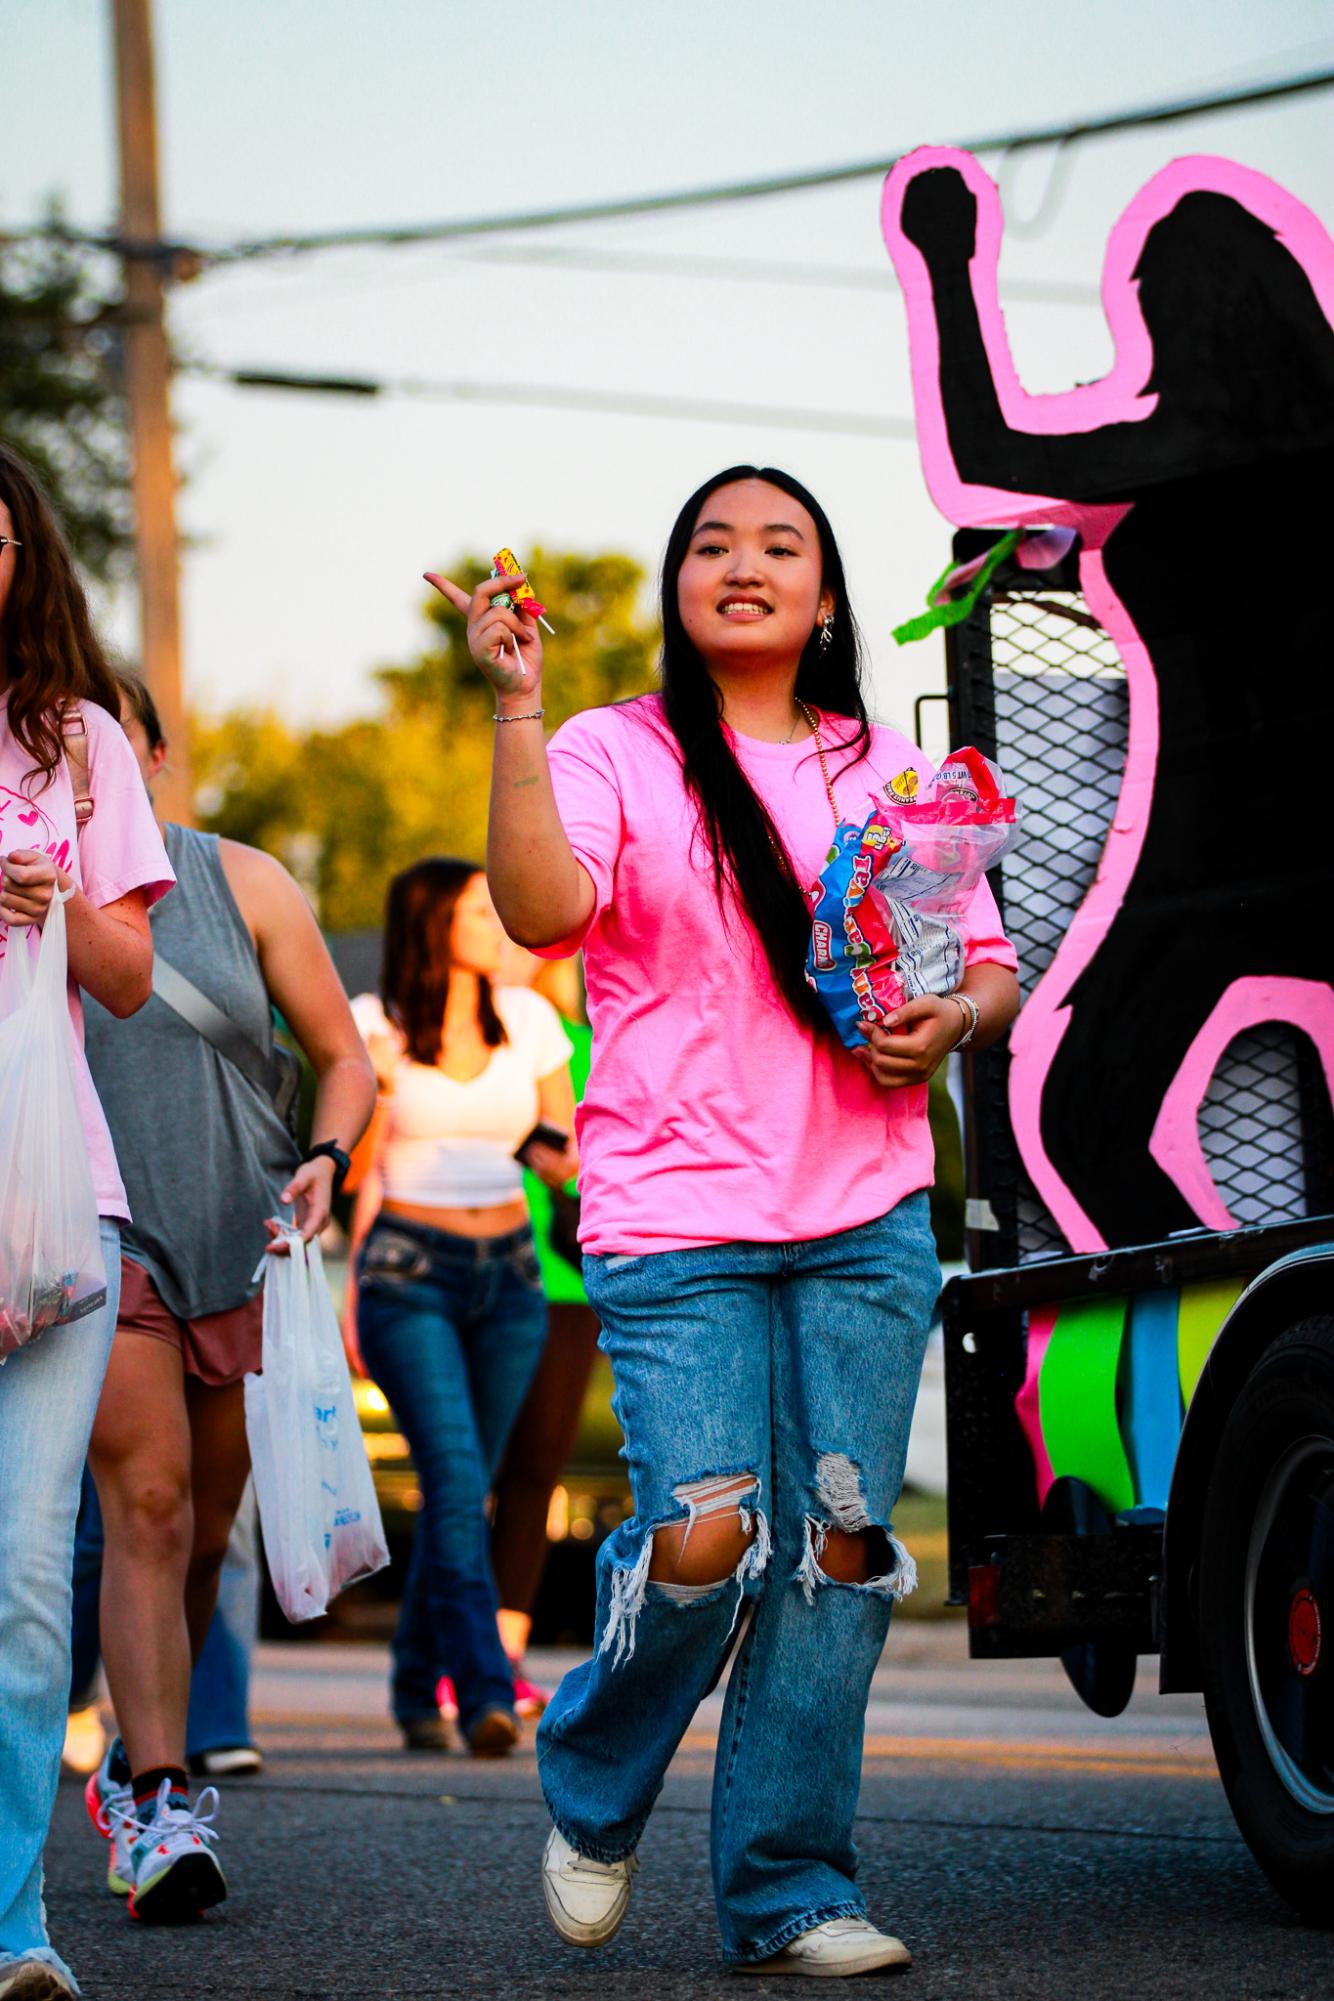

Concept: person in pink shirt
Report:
left=0, top=444, right=173, bottom=2001
left=430, top=466, right=1020, bottom=1979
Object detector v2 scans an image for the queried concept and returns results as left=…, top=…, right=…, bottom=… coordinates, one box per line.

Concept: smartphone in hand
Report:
left=513, top=1121, right=569, bottom=1168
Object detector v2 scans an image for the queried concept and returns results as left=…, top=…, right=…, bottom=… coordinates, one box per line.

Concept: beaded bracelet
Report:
left=493, top=709, right=546, bottom=724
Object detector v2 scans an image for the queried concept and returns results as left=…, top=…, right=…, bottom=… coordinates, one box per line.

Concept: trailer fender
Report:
left=1159, top=1242, right=1334, bottom=1693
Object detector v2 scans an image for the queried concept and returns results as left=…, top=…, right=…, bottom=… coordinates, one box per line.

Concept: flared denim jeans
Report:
left=0, top=1220, right=121, bottom=1992
left=356, top=1215, right=548, bottom=1734
left=536, top=1194, right=940, bottom=1965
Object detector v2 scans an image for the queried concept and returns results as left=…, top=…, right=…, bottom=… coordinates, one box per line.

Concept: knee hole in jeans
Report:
left=648, top=1473, right=761, bottom=1586
left=599, top=1471, right=771, bottom=1666
left=796, top=1452, right=917, bottom=1605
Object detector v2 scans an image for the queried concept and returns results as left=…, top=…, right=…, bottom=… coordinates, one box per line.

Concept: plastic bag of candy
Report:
left=806, top=748, right=1018, bottom=1051
left=0, top=886, right=107, bottom=1360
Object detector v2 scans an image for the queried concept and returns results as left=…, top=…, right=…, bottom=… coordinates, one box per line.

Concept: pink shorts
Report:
left=118, top=1257, right=263, bottom=1388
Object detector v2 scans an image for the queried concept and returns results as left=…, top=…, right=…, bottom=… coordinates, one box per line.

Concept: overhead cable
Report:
left=177, top=243, right=1102, bottom=321
left=185, top=361, right=919, bottom=440
left=7, top=65, right=1332, bottom=269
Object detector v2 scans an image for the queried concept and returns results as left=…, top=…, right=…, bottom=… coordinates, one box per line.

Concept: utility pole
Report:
left=112, top=0, right=192, bottom=824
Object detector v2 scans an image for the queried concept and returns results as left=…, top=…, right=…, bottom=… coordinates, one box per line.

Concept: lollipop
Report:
left=490, top=548, right=555, bottom=634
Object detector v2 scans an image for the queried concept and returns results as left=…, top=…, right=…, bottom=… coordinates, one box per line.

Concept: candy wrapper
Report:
left=490, top=547, right=554, bottom=632
left=806, top=748, right=1018, bottom=1050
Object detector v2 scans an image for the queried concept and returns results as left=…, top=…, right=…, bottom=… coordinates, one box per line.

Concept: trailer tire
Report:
left=1198, top=1314, right=1334, bottom=1925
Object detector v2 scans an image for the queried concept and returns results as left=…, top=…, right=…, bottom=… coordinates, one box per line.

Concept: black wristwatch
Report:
left=302, top=1141, right=352, bottom=1196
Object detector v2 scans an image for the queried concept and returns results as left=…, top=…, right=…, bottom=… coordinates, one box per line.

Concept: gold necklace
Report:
left=794, top=699, right=841, bottom=830
left=763, top=701, right=842, bottom=872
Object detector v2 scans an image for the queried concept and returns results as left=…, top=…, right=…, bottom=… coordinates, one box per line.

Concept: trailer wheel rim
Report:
left=1288, top=1588, right=1321, bottom=1677
left=1243, top=1435, right=1334, bottom=1816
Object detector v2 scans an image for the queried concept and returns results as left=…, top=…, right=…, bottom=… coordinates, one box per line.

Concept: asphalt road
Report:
left=44, top=1621, right=1331, bottom=2000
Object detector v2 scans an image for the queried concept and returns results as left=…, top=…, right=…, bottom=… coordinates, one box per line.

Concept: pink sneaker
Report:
left=512, top=1673, right=551, bottom=1719
left=435, top=1676, right=459, bottom=1721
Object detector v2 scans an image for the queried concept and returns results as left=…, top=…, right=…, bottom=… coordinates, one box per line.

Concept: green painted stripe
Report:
left=1039, top=1295, right=1134, bottom=1516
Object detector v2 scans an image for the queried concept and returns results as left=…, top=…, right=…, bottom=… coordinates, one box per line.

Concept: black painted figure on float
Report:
left=891, top=157, right=1334, bottom=1250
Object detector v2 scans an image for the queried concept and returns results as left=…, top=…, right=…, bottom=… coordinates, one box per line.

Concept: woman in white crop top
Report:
left=346, top=859, right=577, bottom=1755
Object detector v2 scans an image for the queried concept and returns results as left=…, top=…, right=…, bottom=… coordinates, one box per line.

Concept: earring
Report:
left=818, top=616, right=834, bottom=653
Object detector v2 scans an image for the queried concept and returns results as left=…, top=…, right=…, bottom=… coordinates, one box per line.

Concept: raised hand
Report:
left=425, top=570, right=544, bottom=704
left=899, top=166, right=978, bottom=266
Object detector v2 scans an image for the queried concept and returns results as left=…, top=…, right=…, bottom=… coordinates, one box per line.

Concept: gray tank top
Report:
left=83, top=823, right=300, bottom=1319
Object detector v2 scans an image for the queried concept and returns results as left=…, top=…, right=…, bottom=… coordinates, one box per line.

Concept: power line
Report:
left=9, top=65, right=1332, bottom=269
left=184, top=360, right=920, bottom=441
left=434, top=243, right=1101, bottom=305
left=176, top=242, right=1102, bottom=323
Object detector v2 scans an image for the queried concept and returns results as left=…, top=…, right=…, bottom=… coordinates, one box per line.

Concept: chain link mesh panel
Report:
left=958, top=582, right=1323, bottom=1262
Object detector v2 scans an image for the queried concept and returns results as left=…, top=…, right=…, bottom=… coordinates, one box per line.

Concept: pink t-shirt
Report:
left=540, top=695, right=1017, bottom=1255
left=0, top=698, right=175, bottom=1219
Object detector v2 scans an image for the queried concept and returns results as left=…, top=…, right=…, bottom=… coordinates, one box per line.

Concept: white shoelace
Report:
left=561, top=1849, right=639, bottom=1882
left=103, top=1779, right=133, bottom=1823
left=108, top=1776, right=222, bottom=1848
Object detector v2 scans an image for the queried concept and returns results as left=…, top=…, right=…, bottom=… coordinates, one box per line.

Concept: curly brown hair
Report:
left=0, top=442, right=120, bottom=791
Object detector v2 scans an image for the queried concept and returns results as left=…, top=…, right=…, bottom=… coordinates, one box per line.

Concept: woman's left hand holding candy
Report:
left=855, top=995, right=962, bottom=1088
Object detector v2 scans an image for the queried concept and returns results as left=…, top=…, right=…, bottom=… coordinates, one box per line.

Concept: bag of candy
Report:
left=0, top=885, right=107, bottom=1360
left=806, top=748, right=1018, bottom=1050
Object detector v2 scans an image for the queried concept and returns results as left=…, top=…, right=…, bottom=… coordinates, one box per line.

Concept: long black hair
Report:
left=657, top=465, right=870, bottom=1032
left=380, top=857, right=505, bottom=1067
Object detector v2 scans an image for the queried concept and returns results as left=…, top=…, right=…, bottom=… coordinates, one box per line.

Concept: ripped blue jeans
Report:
left=535, top=1193, right=939, bottom=1966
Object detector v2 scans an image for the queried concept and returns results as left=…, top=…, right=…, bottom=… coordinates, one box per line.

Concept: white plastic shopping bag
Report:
left=245, top=1226, right=389, bottom=1622
left=0, top=886, right=106, bottom=1361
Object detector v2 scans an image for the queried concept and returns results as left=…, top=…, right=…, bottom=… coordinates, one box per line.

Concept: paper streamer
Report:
left=1039, top=1295, right=1135, bottom=1516
left=1121, top=1290, right=1182, bottom=1513
left=1177, top=1277, right=1246, bottom=1405
left=1015, top=1302, right=1059, bottom=1505
left=891, top=530, right=1021, bottom=645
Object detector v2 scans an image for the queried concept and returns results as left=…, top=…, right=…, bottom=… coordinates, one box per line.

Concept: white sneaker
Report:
left=736, top=1917, right=912, bottom=1978
left=541, top=1824, right=638, bottom=1948
left=103, top=1790, right=137, bottom=1898
left=127, top=1779, right=227, bottom=1923
left=189, top=1744, right=264, bottom=1779
left=83, top=1744, right=134, bottom=1896
left=0, top=1961, right=78, bottom=2000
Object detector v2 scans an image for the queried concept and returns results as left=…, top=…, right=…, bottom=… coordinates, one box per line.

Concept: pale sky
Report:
left=4, top=0, right=1332, bottom=751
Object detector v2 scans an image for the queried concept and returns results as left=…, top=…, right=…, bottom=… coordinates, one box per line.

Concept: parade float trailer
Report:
left=885, top=150, right=1334, bottom=1921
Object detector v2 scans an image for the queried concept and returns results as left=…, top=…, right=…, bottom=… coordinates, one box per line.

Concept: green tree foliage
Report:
left=0, top=221, right=133, bottom=579
left=192, top=548, right=660, bottom=931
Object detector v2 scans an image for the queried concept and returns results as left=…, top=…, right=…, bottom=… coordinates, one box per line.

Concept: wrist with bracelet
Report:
left=493, top=684, right=546, bottom=725
left=946, top=991, right=980, bottom=1049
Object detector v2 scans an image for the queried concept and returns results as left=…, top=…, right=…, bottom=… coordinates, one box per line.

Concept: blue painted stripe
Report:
left=1121, top=1290, right=1183, bottom=1512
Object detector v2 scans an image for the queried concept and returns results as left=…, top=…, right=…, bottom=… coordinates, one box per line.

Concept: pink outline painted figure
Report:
left=883, top=148, right=1334, bottom=1254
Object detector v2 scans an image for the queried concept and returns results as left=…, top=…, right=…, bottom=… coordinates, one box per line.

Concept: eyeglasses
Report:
left=0, top=537, right=21, bottom=554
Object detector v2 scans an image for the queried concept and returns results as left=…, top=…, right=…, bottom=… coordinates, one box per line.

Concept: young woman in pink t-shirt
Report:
left=431, top=467, right=1020, bottom=1978
left=0, top=444, right=173, bottom=1999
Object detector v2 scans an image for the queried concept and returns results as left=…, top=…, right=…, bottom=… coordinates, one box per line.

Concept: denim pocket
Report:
left=511, top=1245, right=543, bottom=1289
left=360, top=1230, right=432, bottom=1285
